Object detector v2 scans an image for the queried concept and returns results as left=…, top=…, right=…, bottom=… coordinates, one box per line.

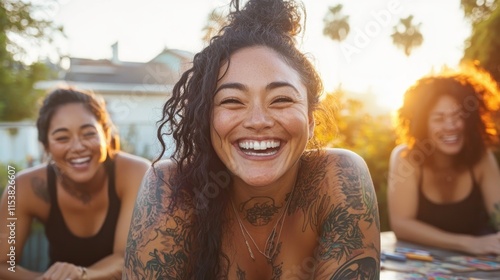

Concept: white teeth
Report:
left=239, top=140, right=280, bottom=150
left=70, top=157, right=91, bottom=164
left=442, top=135, right=458, bottom=142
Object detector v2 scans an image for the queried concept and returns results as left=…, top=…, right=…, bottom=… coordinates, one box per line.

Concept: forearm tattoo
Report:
left=319, top=154, right=379, bottom=278
left=124, top=168, right=191, bottom=279
left=290, top=153, right=378, bottom=278
left=330, top=256, right=379, bottom=280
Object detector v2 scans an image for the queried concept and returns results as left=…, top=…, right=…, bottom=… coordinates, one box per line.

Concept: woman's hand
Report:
left=36, top=262, right=87, bottom=280
left=463, top=232, right=500, bottom=256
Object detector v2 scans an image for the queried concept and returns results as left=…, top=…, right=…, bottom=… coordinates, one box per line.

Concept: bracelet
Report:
left=79, top=266, right=89, bottom=280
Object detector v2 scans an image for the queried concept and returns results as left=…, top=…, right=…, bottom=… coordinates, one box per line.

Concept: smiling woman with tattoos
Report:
left=122, top=0, right=380, bottom=279
left=0, top=88, right=150, bottom=280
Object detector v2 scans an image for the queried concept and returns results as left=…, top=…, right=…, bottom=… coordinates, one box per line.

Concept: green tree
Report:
left=0, top=0, right=62, bottom=121
left=461, top=0, right=498, bottom=24
left=462, top=4, right=500, bottom=84
left=323, top=4, right=350, bottom=43
left=391, top=15, right=424, bottom=56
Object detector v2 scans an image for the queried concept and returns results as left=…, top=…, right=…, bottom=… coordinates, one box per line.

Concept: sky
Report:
left=38, top=0, right=471, bottom=113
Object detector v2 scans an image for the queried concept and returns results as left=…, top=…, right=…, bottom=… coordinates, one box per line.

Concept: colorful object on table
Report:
left=382, top=251, right=407, bottom=262
left=395, top=247, right=432, bottom=256
left=406, top=253, right=433, bottom=262
left=444, top=256, right=500, bottom=271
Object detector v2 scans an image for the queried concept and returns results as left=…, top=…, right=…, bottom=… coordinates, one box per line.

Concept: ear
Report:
left=308, top=112, right=315, bottom=140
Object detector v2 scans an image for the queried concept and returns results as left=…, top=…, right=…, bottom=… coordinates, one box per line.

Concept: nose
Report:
left=70, top=137, right=86, bottom=152
left=242, top=103, right=274, bottom=130
left=444, top=115, right=459, bottom=130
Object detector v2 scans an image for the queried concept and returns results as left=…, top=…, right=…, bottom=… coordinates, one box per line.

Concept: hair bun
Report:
left=228, top=0, right=303, bottom=37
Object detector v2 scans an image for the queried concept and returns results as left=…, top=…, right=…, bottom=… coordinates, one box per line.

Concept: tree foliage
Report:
left=463, top=4, right=500, bottom=84
left=391, top=15, right=424, bottom=57
left=0, top=0, right=61, bottom=121
left=461, top=0, right=498, bottom=24
left=323, top=4, right=350, bottom=43
left=314, top=90, right=397, bottom=231
left=201, top=8, right=228, bottom=46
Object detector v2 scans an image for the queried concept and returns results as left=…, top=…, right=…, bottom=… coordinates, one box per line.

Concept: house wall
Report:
left=0, top=122, right=43, bottom=167
left=104, top=93, right=174, bottom=161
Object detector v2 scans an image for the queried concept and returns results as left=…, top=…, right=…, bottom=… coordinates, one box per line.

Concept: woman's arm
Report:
left=123, top=161, right=191, bottom=279
left=0, top=170, right=43, bottom=280
left=312, top=149, right=380, bottom=279
left=83, top=153, right=150, bottom=280
left=479, top=150, right=500, bottom=231
left=388, top=146, right=500, bottom=255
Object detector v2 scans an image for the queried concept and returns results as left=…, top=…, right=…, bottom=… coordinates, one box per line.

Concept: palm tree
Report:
left=391, top=15, right=423, bottom=56
left=201, top=9, right=227, bottom=45
left=323, top=4, right=350, bottom=43
left=461, top=0, right=498, bottom=24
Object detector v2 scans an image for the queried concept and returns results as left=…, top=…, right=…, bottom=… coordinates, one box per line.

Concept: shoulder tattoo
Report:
left=31, top=177, right=50, bottom=203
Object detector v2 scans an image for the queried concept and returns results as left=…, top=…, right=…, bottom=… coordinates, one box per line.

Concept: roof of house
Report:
left=35, top=47, right=194, bottom=94
left=65, top=48, right=193, bottom=86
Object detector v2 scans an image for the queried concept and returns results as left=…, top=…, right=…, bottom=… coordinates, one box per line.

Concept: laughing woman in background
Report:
left=388, top=69, right=500, bottom=255
left=0, top=88, right=150, bottom=280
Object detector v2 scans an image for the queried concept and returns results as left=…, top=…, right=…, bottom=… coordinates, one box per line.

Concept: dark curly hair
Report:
left=396, top=67, right=500, bottom=168
left=154, top=0, right=323, bottom=278
left=37, top=87, right=120, bottom=157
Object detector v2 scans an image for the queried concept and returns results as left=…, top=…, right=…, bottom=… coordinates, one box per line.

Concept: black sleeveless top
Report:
left=45, top=158, right=121, bottom=267
left=416, top=169, right=493, bottom=235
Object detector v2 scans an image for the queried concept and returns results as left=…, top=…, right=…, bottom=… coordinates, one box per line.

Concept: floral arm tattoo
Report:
left=123, top=167, right=191, bottom=280
left=318, top=154, right=380, bottom=279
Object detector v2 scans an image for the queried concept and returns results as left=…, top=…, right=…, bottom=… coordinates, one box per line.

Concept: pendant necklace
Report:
left=231, top=183, right=296, bottom=262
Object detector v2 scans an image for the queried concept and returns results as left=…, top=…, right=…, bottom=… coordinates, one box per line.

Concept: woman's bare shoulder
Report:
left=299, top=148, right=379, bottom=231
left=322, top=148, right=369, bottom=170
left=113, top=152, right=151, bottom=170
left=13, top=164, right=49, bottom=194
left=137, top=159, right=178, bottom=193
left=388, top=144, right=408, bottom=160
left=301, top=148, right=370, bottom=194
left=3, top=163, right=51, bottom=215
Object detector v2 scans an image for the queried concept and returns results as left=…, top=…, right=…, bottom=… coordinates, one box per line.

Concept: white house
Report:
left=0, top=44, right=193, bottom=166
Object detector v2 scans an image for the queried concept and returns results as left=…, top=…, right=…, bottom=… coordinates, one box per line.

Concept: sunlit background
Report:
left=34, top=0, right=470, bottom=113
left=2, top=0, right=498, bottom=246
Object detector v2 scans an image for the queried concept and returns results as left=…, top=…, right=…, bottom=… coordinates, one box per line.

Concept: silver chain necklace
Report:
left=230, top=184, right=296, bottom=262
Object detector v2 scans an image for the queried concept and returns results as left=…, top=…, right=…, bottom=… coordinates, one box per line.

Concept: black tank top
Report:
left=416, top=168, right=493, bottom=235
left=45, top=158, right=121, bottom=266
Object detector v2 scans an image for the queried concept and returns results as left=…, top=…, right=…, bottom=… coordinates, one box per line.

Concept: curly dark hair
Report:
left=37, top=87, right=120, bottom=157
left=155, top=0, right=323, bottom=278
left=396, top=68, right=500, bottom=168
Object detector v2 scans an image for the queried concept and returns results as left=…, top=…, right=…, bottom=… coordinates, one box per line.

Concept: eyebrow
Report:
left=214, top=81, right=300, bottom=95
left=50, top=124, right=97, bottom=135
